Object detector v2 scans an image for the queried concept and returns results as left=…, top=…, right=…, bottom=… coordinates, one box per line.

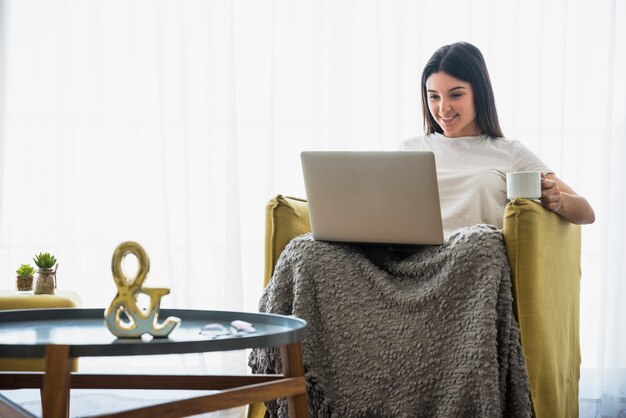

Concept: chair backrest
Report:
left=260, top=195, right=582, bottom=418
left=264, top=195, right=311, bottom=287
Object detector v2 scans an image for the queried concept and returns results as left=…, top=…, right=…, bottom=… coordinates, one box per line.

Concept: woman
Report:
left=401, top=42, right=595, bottom=237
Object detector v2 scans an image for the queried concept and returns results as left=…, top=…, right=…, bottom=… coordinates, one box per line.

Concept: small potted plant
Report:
left=33, top=252, right=58, bottom=295
left=16, top=264, right=35, bottom=292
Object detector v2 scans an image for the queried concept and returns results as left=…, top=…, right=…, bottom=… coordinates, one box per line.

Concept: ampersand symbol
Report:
left=104, top=241, right=180, bottom=338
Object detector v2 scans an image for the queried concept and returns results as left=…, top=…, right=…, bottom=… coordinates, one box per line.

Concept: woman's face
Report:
left=426, top=71, right=480, bottom=138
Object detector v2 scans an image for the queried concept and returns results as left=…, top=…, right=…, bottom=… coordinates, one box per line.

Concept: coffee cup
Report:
left=506, top=171, right=542, bottom=200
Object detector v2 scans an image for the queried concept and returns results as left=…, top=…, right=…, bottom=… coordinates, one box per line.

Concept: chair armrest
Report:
left=503, top=198, right=581, bottom=418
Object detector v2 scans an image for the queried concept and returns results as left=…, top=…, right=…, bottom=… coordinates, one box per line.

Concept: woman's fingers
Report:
left=541, top=178, right=561, bottom=211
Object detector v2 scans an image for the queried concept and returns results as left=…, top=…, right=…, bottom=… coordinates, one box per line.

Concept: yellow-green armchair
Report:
left=250, top=195, right=581, bottom=418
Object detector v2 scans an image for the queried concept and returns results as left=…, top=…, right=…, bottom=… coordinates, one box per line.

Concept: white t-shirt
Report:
left=400, top=133, right=552, bottom=238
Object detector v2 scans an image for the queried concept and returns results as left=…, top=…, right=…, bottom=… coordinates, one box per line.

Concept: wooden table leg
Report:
left=280, top=342, right=309, bottom=418
left=42, top=344, right=71, bottom=418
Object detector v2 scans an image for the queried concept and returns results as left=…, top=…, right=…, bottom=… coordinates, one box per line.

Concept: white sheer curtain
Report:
left=0, top=1, right=624, bottom=416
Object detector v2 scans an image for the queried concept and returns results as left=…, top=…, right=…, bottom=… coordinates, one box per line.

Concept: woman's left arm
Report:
left=541, top=173, right=596, bottom=224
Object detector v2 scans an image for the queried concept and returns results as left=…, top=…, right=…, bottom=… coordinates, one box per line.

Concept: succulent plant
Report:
left=16, top=264, right=35, bottom=277
left=33, top=252, right=57, bottom=269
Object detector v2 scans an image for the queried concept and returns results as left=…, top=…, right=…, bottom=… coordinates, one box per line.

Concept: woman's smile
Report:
left=439, top=113, right=459, bottom=123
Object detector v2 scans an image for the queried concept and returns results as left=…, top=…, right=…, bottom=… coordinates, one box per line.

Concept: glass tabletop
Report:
left=0, top=308, right=306, bottom=358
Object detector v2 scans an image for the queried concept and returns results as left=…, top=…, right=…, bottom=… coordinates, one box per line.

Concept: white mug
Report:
left=506, top=171, right=542, bottom=200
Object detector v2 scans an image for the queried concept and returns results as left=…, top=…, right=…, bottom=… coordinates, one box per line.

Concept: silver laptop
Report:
left=301, top=151, right=444, bottom=245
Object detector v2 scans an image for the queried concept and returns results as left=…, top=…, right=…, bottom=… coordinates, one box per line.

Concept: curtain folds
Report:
left=0, top=1, right=623, bottom=416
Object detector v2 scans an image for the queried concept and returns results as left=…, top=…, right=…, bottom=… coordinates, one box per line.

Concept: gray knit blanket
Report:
left=249, top=225, right=531, bottom=418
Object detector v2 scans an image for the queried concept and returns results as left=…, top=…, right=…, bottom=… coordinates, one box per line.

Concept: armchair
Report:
left=250, top=195, right=581, bottom=418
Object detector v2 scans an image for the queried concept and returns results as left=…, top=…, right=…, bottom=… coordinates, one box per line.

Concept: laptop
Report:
left=300, top=151, right=444, bottom=245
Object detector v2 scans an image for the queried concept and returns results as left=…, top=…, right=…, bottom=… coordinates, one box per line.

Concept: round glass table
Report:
left=0, top=308, right=308, bottom=418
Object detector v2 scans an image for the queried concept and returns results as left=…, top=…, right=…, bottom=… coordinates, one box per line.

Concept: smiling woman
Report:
left=404, top=42, right=595, bottom=233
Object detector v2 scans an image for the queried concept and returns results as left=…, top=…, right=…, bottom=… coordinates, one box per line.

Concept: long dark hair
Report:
left=421, top=42, right=504, bottom=138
